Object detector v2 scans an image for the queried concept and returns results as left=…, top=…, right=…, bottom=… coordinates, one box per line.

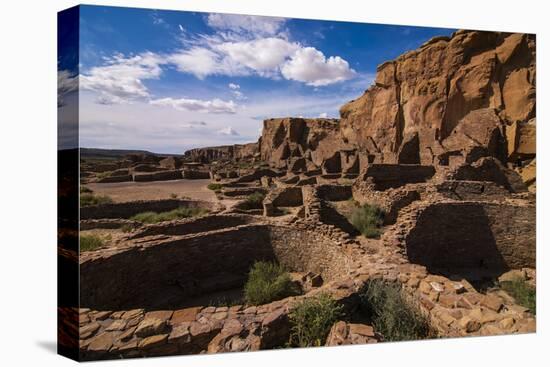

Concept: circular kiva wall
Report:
left=404, top=201, right=535, bottom=274
left=79, top=223, right=350, bottom=311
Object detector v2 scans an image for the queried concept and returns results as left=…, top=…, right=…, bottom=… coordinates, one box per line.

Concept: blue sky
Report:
left=61, top=5, right=455, bottom=153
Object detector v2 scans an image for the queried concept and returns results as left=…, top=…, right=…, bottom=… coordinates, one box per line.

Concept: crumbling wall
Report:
left=404, top=201, right=535, bottom=273
left=80, top=225, right=274, bottom=310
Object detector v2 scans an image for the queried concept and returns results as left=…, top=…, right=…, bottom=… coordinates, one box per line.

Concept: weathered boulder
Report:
left=507, top=118, right=536, bottom=161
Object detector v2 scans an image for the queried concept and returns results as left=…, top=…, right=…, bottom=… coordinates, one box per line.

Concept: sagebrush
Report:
left=80, top=235, right=104, bottom=252
left=359, top=279, right=432, bottom=341
left=350, top=203, right=385, bottom=238
left=500, top=278, right=536, bottom=314
left=288, top=293, right=343, bottom=347
left=244, top=261, right=299, bottom=305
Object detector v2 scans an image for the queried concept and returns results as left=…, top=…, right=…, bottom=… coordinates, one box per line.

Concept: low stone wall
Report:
left=182, top=170, right=210, bottom=179
left=80, top=199, right=216, bottom=220
left=361, top=164, right=435, bottom=190
left=222, top=187, right=266, bottom=198
left=129, top=214, right=256, bottom=239
left=80, top=219, right=141, bottom=231
left=134, top=170, right=182, bottom=182
left=404, top=200, right=536, bottom=273
left=80, top=225, right=274, bottom=310
left=97, top=175, right=133, bottom=183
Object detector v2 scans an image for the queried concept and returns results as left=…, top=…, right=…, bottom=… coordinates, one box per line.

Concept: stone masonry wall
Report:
left=404, top=201, right=535, bottom=272
left=80, top=225, right=274, bottom=310
left=268, top=225, right=351, bottom=282
left=129, top=214, right=256, bottom=239
left=80, top=199, right=218, bottom=220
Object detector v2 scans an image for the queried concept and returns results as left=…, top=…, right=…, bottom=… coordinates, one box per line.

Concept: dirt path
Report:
left=86, top=179, right=216, bottom=203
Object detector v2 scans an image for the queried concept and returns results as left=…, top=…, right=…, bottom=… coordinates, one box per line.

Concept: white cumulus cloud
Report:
left=281, top=47, right=356, bottom=86
left=215, top=37, right=299, bottom=77
left=228, top=83, right=240, bottom=89
left=150, top=97, right=237, bottom=114
left=80, top=52, right=164, bottom=104
left=318, top=112, right=328, bottom=118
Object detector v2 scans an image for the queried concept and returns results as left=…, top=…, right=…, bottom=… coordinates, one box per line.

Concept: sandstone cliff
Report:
left=339, top=30, right=535, bottom=166
left=259, top=30, right=536, bottom=186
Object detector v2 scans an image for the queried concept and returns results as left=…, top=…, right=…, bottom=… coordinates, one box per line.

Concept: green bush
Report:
left=500, top=278, right=536, bottom=314
left=243, top=191, right=266, bottom=209
left=80, top=186, right=93, bottom=194
left=120, top=224, right=133, bottom=233
left=80, top=193, right=113, bottom=207
left=350, top=203, right=385, bottom=238
left=244, top=261, right=299, bottom=305
left=130, top=207, right=209, bottom=224
left=80, top=235, right=104, bottom=252
left=359, top=279, right=432, bottom=341
left=207, top=183, right=223, bottom=191
left=288, top=293, right=344, bottom=347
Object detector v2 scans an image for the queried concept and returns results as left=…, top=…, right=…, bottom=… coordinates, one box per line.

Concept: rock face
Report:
left=339, top=30, right=535, bottom=167
left=257, top=31, right=535, bottom=185
left=259, top=118, right=354, bottom=171
left=184, top=143, right=259, bottom=163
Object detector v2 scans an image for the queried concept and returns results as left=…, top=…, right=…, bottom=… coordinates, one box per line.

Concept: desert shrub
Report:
left=500, top=278, right=536, bottom=314
left=207, top=183, right=223, bottom=191
left=359, top=279, right=432, bottom=341
left=288, top=293, right=344, bottom=347
left=130, top=207, right=208, bottom=224
left=243, top=191, right=266, bottom=209
left=80, top=235, right=104, bottom=252
left=80, top=193, right=113, bottom=207
left=80, top=186, right=93, bottom=194
left=244, top=261, right=299, bottom=305
left=120, top=224, right=133, bottom=233
left=350, top=203, right=385, bottom=238
left=169, top=193, right=178, bottom=199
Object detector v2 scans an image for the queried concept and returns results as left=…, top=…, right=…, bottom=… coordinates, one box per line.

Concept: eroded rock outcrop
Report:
left=184, top=143, right=259, bottom=163
left=339, top=30, right=535, bottom=168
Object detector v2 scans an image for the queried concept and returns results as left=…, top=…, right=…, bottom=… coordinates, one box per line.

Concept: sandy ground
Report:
left=86, top=179, right=217, bottom=203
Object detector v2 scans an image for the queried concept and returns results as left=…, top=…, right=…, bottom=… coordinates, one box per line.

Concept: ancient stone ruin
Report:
left=67, top=30, right=536, bottom=360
